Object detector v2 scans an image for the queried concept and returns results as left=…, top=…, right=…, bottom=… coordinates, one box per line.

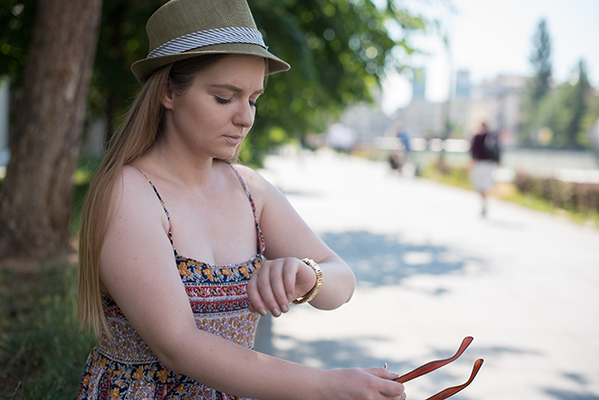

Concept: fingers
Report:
left=247, top=258, right=300, bottom=317
left=368, top=366, right=400, bottom=381
left=379, top=378, right=405, bottom=399
left=364, top=367, right=406, bottom=399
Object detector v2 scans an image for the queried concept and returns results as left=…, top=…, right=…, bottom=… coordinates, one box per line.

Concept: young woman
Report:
left=470, top=122, right=500, bottom=217
left=77, top=1, right=406, bottom=399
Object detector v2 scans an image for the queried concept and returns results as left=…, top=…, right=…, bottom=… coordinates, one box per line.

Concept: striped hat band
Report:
left=147, top=27, right=267, bottom=59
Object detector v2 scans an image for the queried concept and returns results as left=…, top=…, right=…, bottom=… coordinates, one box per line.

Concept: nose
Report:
left=233, top=100, right=255, bottom=129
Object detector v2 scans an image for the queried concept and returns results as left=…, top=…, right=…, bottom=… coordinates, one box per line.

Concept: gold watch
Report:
left=292, top=258, right=323, bottom=304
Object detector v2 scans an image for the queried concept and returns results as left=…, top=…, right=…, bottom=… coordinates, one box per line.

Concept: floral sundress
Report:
left=77, top=164, right=265, bottom=399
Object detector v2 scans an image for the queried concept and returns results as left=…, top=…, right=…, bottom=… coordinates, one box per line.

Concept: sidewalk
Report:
left=256, top=148, right=599, bottom=400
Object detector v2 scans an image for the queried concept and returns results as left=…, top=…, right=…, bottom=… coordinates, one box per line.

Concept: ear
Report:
left=161, top=78, right=175, bottom=110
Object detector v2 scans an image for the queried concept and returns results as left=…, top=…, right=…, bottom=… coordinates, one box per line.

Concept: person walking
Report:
left=76, top=1, right=406, bottom=399
left=470, top=122, right=501, bottom=217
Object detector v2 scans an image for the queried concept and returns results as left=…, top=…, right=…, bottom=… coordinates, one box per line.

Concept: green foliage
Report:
left=564, top=60, right=591, bottom=147
left=520, top=18, right=553, bottom=144
left=69, top=157, right=102, bottom=236
left=528, top=19, right=552, bottom=102
left=88, top=0, right=166, bottom=144
left=531, top=87, right=562, bottom=144
left=421, top=163, right=471, bottom=190
left=529, top=60, right=593, bottom=148
left=581, top=91, right=599, bottom=147
left=0, top=264, right=97, bottom=399
left=520, top=18, right=595, bottom=149
left=0, top=0, right=36, bottom=87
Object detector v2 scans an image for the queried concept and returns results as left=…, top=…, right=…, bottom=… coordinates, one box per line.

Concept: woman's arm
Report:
left=237, top=165, right=356, bottom=316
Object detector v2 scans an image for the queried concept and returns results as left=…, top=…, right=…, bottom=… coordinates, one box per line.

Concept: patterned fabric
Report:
left=78, top=163, right=265, bottom=400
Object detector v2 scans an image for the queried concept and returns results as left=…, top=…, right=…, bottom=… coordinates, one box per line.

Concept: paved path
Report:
left=256, top=148, right=599, bottom=400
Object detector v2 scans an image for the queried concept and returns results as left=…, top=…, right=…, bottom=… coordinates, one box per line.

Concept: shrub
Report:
left=514, top=172, right=599, bottom=214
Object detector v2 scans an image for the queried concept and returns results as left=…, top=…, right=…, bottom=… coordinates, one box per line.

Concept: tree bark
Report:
left=0, top=0, right=102, bottom=264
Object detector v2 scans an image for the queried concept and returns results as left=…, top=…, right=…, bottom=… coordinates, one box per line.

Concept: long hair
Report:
left=78, top=55, right=227, bottom=338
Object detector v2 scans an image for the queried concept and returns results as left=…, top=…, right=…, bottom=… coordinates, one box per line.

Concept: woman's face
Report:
left=161, top=55, right=265, bottom=161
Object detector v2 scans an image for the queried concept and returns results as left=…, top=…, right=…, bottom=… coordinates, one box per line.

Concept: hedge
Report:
left=514, top=172, right=599, bottom=214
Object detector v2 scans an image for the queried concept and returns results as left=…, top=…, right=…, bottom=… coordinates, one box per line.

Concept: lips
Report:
left=223, top=135, right=244, bottom=145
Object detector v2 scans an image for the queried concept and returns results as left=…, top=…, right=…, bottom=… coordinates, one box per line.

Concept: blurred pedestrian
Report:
left=389, top=122, right=410, bottom=175
left=76, top=0, right=406, bottom=399
left=470, top=122, right=500, bottom=216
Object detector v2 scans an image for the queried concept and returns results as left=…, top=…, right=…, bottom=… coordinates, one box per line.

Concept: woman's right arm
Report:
left=98, top=167, right=405, bottom=400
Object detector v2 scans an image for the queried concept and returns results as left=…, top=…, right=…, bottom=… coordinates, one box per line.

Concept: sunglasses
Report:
left=386, top=336, right=484, bottom=400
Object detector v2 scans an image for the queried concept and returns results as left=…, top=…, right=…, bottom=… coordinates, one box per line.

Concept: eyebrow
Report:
left=209, top=84, right=264, bottom=95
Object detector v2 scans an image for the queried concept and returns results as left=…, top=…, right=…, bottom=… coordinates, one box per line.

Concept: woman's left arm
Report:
left=239, top=166, right=356, bottom=317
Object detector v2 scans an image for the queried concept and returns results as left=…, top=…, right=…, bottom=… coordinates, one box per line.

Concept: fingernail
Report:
left=258, top=308, right=268, bottom=317
left=287, top=292, right=293, bottom=301
left=280, top=303, right=289, bottom=313
left=271, top=308, right=281, bottom=317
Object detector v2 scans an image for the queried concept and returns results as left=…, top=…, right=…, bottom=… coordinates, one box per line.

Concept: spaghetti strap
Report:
left=132, top=166, right=175, bottom=247
left=227, top=163, right=266, bottom=254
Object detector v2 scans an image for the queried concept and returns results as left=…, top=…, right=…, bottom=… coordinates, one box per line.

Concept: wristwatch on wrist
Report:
left=292, top=258, right=323, bottom=305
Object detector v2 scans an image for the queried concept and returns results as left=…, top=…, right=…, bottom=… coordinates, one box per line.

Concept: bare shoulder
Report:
left=111, top=165, right=149, bottom=206
left=231, top=163, right=280, bottom=199
left=107, top=165, right=168, bottom=228
left=100, top=164, right=173, bottom=277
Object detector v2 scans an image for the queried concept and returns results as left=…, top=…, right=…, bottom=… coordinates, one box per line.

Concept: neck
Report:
left=136, top=140, right=221, bottom=189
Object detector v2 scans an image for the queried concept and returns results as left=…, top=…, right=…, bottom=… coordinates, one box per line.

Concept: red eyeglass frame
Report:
left=390, top=336, right=484, bottom=400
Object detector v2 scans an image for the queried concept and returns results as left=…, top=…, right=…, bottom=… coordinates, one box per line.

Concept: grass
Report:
left=0, top=263, right=97, bottom=399
left=420, top=162, right=599, bottom=229
left=0, top=157, right=101, bottom=399
left=420, top=163, right=472, bottom=191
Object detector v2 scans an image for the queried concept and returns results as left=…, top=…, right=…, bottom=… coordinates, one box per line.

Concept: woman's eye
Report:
left=214, top=96, right=233, bottom=105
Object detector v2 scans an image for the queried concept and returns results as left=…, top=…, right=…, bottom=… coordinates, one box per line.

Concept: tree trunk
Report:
left=0, top=0, right=102, bottom=264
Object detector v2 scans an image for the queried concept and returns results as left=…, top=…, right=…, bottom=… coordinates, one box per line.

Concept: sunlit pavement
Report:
left=256, top=148, right=599, bottom=400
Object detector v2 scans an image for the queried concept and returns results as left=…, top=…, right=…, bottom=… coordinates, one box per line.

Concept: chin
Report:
left=214, top=148, right=239, bottom=162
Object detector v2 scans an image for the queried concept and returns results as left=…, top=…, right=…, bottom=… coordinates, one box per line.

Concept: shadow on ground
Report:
left=319, top=230, right=484, bottom=288
left=543, top=372, right=599, bottom=400
left=269, top=333, right=407, bottom=370
left=265, top=334, right=537, bottom=399
left=544, top=389, right=599, bottom=400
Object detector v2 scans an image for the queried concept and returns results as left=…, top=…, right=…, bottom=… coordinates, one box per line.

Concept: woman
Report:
left=77, top=0, right=406, bottom=399
left=470, top=122, right=500, bottom=217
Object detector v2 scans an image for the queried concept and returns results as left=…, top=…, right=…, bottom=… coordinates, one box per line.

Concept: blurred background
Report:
left=0, top=0, right=598, bottom=398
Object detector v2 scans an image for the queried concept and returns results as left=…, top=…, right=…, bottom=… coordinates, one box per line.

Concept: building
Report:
left=339, top=68, right=526, bottom=148
left=468, top=75, right=526, bottom=145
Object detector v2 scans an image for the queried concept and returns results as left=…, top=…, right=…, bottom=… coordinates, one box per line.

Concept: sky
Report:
left=381, top=0, right=599, bottom=114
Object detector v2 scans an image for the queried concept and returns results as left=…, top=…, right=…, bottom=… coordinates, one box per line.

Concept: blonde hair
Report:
left=78, top=55, right=227, bottom=337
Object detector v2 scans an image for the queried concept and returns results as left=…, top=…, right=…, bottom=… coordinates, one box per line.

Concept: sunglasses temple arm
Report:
left=424, top=358, right=484, bottom=400
left=395, top=337, right=474, bottom=383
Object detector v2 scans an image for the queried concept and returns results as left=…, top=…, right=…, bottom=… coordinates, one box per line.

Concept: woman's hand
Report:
left=318, top=367, right=406, bottom=400
left=247, top=257, right=316, bottom=317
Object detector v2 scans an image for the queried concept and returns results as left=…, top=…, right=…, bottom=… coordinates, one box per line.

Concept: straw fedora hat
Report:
left=131, top=0, right=290, bottom=83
